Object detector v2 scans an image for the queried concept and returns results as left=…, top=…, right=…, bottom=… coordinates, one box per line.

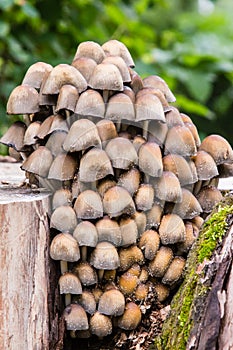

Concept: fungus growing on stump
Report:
left=2, top=38, right=233, bottom=345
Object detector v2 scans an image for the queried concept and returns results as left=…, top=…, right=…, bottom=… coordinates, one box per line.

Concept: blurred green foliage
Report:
left=0, top=0, right=233, bottom=154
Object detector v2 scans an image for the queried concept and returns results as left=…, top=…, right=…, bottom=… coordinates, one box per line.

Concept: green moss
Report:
left=154, top=202, right=233, bottom=350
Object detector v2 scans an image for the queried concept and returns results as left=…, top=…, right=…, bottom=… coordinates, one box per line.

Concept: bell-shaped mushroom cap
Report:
left=105, top=93, right=135, bottom=121
left=134, top=282, right=149, bottom=301
left=193, top=150, right=219, bottom=181
left=138, top=229, right=160, bottom=260
left=163, top=154, right=196, bottom=186
left=154, top=283, right=170, bottom=302
left=52, top=188, right=72, bottom=210
left=73, top=221, right=98, bottom=247
left=165, top=106, right=184, bottom=128
left=164, top=125, right=197, bottom=156
left=105, top=137, right=138, bottom=170
left=21, top=146, right=53, bottom=177
left=90, top=312, right=112, bottom=338
left=50, top=232, right=80, bottom=262
left=142, top=75, right=176, bottom=103
left=74, top=290, right=96, bottom=315
left=182, top=119, right=201, bottom=148
left=137, top=87, right=170, bottom=111
left=72, top=57, right=97, bottom=82
left=129, top=68, right=143, bottom=94
left=98, top=289, right=125, bottom=316
left=55, top=84, right=79, bottom=113
left=89, top=63, right=123, bottom=92
left=73, top=261, right=98, bottom=286
left=73, top=41, right=106, bottom=64
left=0, top=121, right=27, bottom=151
left=7, top=85, right=40, bottom=114
left=48, top=153, right=77, bottom=181
left=119, top=245, right=144, bottom=271
left=159, top=213, right=186, bottom=245
left=132, top=211, right=147, bottom=236
left=187, top=159, right=198, bottom=184
left=24, top=121, right=41, bottom=146
left=118, top=302, right=142, bottom=330
left=79, top=148, right=113, bottom=182
left=135, top=92, right=165, bottom=122
left=22, top=61, right=53, bottom=89
left=134, top=184, right=154, bottom=211
left=45, top=130, right=68, bottom=157
left=59, top=272, right=82, bottom=295
left=102, top=56, right=131, bottom=82
left=149, top=246, right=173, bottom=278
left=176, top=221, right=198, bottom=254
left=64, top=304, right=88, bottom=331
left=162, top=256, right=186, bottom=286
left=96, top=119, right=118, bottom=143
left=218, top=163, right=233, bottom=178
left=50, top=206, right=77, bottom=232
left=102, top=39, right=135, bottom=67
left=63, top=118, right=101, bottom=153
left=199, top=134, right=233, bottom=165
left=147, top=120, right=168, bottom=146
left=196, top=186, right=223, bottom=213
left=172, top=188, right=202, bottom=219
left=97, top=178, right=117, bottom=198
left=117, top=167, right=140, bottom=196
left=75, top=89, right=105, bottom=119
left=118, top=272, right=138, bottom=295
left=38, top=71, right=57, bottom=106
left=96, top=216, right=122, bottom=246
left=103, top=186, right=135, bottom=217
left=123, top=85, right=135, bottom=103
left=146, top=203, right=163, bottom=229
left=90, top=241, right=120, bottom=270
left=36, top=114, right=68, bottom=140
left=138, top=142, right=163, bottom=177
left=120, top=217, right=138, bottom=247
left=74, top=190, right=103, bottom=220
left=152, top=171, right=182, bottom=203
left=42, top=63, right=87, bottom=94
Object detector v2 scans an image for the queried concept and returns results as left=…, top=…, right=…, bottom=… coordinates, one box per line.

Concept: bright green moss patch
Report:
left=154, top=202, right=233, bottom=350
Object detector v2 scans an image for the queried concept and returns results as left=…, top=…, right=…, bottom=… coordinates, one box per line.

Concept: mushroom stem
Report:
left=116, top=120, right=121, bottom=132
left=60, top=260, right=68, bottom=274
left=98, top=269, right=105, bottom=281
left=193, top=180, right=202, bottom=196
left=70, top=330, right=77, bottom=339
left=81, top=246, right=88, bottom=261
left=65, top=293, right=72, bottom=306
left=142, top=120, right=149, bottom=140
left=103, top=90, right=109, bottom=103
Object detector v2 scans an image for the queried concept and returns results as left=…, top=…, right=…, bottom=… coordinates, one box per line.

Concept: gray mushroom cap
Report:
left=89, top=63, right=123, bottom=92
left=55, top=84, right=79, bottom=113
left=50, top=232, right=80, bottom=262
left=105, top=137, right=138, bottom=169
left=73, top=221, right=98, bottom=247
left=7, top=84, right=40, bottom=114
left=103, top=186, right=135, bottom=217
left=63, top=304, right=88, bottom=331
left=102, top=39, right=135, bottom=67
left=75, top=89, right=105, bottom=119
left=0, top=121, right=27, bottom=151
left=90, top=241, right=120, bottom=270
left=73, top=41, right=106, bottom=64
left=21, top=146, right=53, bottom=177
left=50, top=206, right=77, bottom=233
left=22, top=61, right=53, bottom=89
left=98, top=289, right=125, bottom=316
left=48, top=153, right=77, bottom=181
left=59, top=272, right=82, bottom=295
left=74, top=190, right=103, bottom=219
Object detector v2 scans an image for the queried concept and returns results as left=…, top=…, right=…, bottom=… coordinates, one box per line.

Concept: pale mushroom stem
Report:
left=81, top=246, right=88, bottom=261
left=65, top=293, right=71, bottom=306
left=65, top=110, right=73, bottom=128
left=98, top=269, right=105, bottom=281
left=193, top=180, right=202, bottom=196
left=60, top=260, right=68, bottom=274
left=116, top=120, right=121, bottom=132
left=103, top=90, right=109, bottom=103
left=142, top=120, right=149, bottom=140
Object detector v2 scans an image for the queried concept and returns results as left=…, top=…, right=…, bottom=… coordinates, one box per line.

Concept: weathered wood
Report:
left=0, top=184, right=64, bottom=350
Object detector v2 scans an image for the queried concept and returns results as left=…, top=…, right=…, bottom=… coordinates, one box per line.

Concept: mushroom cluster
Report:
left=1, top=39, right=233, bottom=340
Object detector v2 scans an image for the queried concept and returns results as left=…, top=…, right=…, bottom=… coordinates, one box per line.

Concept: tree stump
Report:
left=0, top=163, right=64, bottom=350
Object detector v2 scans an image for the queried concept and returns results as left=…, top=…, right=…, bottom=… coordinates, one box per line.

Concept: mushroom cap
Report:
left=137, top=87, right=170, bottom=111
left=36, top=114, right=68, bottom=140
left=79, top=148, right=113, bottom=182
left=118, top=272, right=138, bottom=295
left=74, top=190, right=103, bottom=220
left=89, top=63, right=123, bottom=91
left=21, top=146, right=53, bottom=177
left=45, top=130, right=68, bottom=157
left=164, top=125, right=197, bottom=157
left=48, top=153, right=77, bottom=181
left=50, top=205, right=77, bottom=233
left=63, top=118, right=101, bottom=153
left=138, top=142, right=163, bottom=177
left=73, top=262, right=98, bottom=286
left=199, top=134, right=233, bottom=165
left=97, top=178, right=117, bottom=198
left=7, top=85, right=40, bottom=114
left=96, top=216, right=122, bottom=246
left=23, top=121, right=41, bottom=146
left=135, top=92, right=165, bottom=122
left=102, top=39, right=135, bottom=67
left=138, top=229, right=160, bottom=260
left=63, top=304, right=88, bottom=331
left=149, top=246, right=173, bottom=278
left=154, top=283, right=170, bottom=302
left=218, top=163, right=233, bottom=178
left=117, top=302, right=142, bottom=330
left=55, top=84, right=79, bottom=113
left=59, top=272, right=82, bottom=294
left=163, top=154, right=196, bottom=186
left=117, top=167, right=140, bottom=196
left=183, top=120, right=201, bottom=147
left=75, top=89, right=105, bottom=119
left=123, top=85, right=135, bottom=103
left=73, top=221, right=98, bottom=247
left=0, top=121, right=27, bottom=151
left=105, top=93, right=135, bottom=121
left=134, top=282, right=149, bottom=301
left=105, top=137, right=138, bottom=169
left=129, top=68, right=144, bottom=94
left=132, top=211, right=147, bottom=236
left=176, top=221, right=197, bottom=254
left=120, top=217, right=138, bottom=247
left=119, top=245, right=144, bottom=271
left=165, top=107, right=184, bottom=128
left=22, top=61, right=53, bottom=89
left=71, top=57, right=97, bottom=82
left=193, top=150, right=219, bottom=181
left=90, top=241, right=120, bottom=270
left=90, top=312, right=112, bottom=338
left=151, top=171, right=182, bottom=203
left=96, top=119, right=118, bottom=143
left=52, top=188, right=72, bottom=210
left=103, top=186, right=135, bottom=217
left=50, top=232, right=80, bottom=262
left=147, top=120, right=168, bottom=146
left=142, top=75, right=176, bottom=102
left=102, top=56, right=131, bottom=82
left=42, top=63, right=87, bottom=94
left=159, top=213, right=186, bottom=245
left=162, top=256, right=186, bottom=286
left=146, top=203, right=163, bottom=229
left=196, top=186, right=223, bottom=213
left=172, top=188, right=203, bottom=219
left=76, top=290, right=97, bottom=315
left=98, top=289, right=125, bottom=316
left=73, top=41, right=106, bottom=64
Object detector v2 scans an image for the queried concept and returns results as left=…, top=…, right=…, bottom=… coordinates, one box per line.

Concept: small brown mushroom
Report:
left=163, top=154, right=196, bottom=186
left=172, top=188, right=202, bottom=219
left=159, top=214, right=186, bottom=245
left=149, top=246, right=173, bottom=278
left=165, top=107, right=184, bottom=128
left=71, top=57, right=97, bottom=83
left=119, top=245, right=144, bottom=271
left=118, top=272, right=138, bottom=295
left=63, top=304, right=88, bottom=331
left=103, top=186, right=135, bottom=217
left=138, top=142, right=163, bottom=178
left=48, top=153, right=77, bottom=181
left=96, top=119, right=118, bottom=143
left=0, top=121, right=27, bottom=152
left=193, top=150, right=219, bottom=181
left=45, top=130, right=68, bottom=157
left=132, top=211, right=147, bottom=237
left=36, top=114, right=68, bottom=140
left=89, top=312, right=112, bottom=338
left=22, top=61, right=53, bottom=89
left=117, top=167, right=140, bottom=196
left=75, top=89, right=105, bottom=119
left=164, top=125, right=197, bottom=157
left=73, top=41, right=106, bottom=64
left=73, top=221, right=98, bottom=260
left=73, top=261, right=97, bottom=286
left=152, top=171, right=182, bottom=203
left=142, top=75, right=176, bottom=102
left=55, top=84, right=79, bottom=114
left=74, top=190, right=103, bottom=220
left=23, top=121, right=41, bottom=147
left=138, top=229, right=160, bottom=260
left=117, top=302, right=142, bottom=331
left=176, top=221, right=198, bottom=254
left=154, top=283, right=170, bottom=302
left=105, top=137, right=138, bottom=170
left=102, top=56, right=131, bottom=82
left=59, top=272, right=82, bottom=306
left=97, top=178, right=117, bottom=198
left=7, top=85, right=40, bottom=114
left=102, top=39, right=135, bottom=67
left=196, top=186, right=223, bottom=214
left=134, top=184, right=155, bottom=211
left=134, top=282, right=149, bottom=301
left=162, top=256, right=186, bottom=286
left=199, top=134, right=233, bottom=165
left=50, top=205, right=77, bottom=233
left=120, top=217, right=138, bottom=247
left=76, top=290, right=96, bottom=315
left=21, top=146, right=53, bottom=178
left=146, top=203, right=164, bottom=230
left=147, top=120, right=168, bottom=146
left=105, top=93, right=135, bottom=122
left=98, top=289, right=125, bottom=316
left=52, top=188, right=72, bottom=210
left=96, top=216, right=122, bottom=246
